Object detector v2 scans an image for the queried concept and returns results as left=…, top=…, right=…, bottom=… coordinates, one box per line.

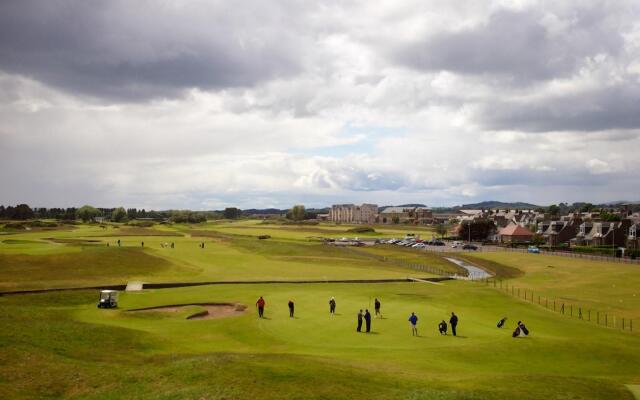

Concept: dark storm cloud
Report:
left=479, top=83, right=640, bottom=132
left=392, top=6, right=625, bottom=82
left=0, top=0, right=306, bottom=101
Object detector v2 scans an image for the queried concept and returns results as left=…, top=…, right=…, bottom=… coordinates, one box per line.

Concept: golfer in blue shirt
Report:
left=408, top=312, right=418, bottom=336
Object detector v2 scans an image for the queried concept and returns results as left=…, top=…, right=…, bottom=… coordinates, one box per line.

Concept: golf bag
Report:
left=497, top=318, right=506, bottom=328
left=519, top=324, right=529, bottom=336
left=512, top=326, right=521, bottom=337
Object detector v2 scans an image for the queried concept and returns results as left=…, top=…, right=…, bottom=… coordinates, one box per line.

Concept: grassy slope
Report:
left=464, top=252, right=640, bottom=320
left=0, top=224, right=429, bottom=291
left=1, top=282, right=638, bottom=399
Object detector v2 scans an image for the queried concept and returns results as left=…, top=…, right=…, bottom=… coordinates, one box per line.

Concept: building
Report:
left=379, top=207, right=412, bottom=224
left=628, top=223, right=640, bottom=250
left=329, top=204, right=378, bottom=224
left=497, top=224, right=535, bottom=244
left=541, top=218, right=582, bottom=246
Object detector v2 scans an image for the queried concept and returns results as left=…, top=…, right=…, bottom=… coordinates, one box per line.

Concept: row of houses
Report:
left=497, top=214, right=640, bottom=249
left=328, top=203, right=640, bottom=249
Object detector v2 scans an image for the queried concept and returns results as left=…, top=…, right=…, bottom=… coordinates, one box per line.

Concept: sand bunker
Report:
left=128, top=303, right=247, bottom=320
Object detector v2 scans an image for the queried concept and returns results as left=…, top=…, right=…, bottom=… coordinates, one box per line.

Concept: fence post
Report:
left=605, top=314, right=608, bottom=327
left=579, top=308, right=582, bottom=319
left=561, top=303, right=564, bottom=314
left=597, top=311, right=600, bottom=325
left=554, top=300, right=556, bottom=312
left=538, top=295, right=540, bottom=305
left=570, top=304, right=573, bottom=317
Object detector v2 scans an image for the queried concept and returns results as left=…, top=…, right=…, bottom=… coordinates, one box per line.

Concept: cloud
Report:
left=0, top=0, right=308, bottom=101
left=391, top=4, right=626, bottom=83
left=1, top=1, right=640, bottom=209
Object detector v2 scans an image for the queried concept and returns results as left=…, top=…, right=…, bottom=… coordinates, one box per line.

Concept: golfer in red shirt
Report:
left=256, top=296, right=266, bottom=318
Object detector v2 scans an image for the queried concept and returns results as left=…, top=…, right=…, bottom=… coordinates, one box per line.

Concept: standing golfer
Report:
left=449, top=312, right=459, bottom=336
left=288, top=300, right=295, bottom=318
left=357, top=309, right=363, bottom=332
left=374, top=298, right=381, bottom=317
left=256, top=296, right=266, bottom=318
left=329, top=297, right=336, bottom=315
left=409, top=312, right=418, bottom=336
left=364, top=309, right=372, bottom=332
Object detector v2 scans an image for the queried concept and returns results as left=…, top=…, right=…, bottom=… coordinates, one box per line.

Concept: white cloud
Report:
left=1, top=1, right=639, bottom=209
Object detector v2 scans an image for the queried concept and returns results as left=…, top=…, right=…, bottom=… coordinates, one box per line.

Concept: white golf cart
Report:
left=97, top=290, right=119, bottom=309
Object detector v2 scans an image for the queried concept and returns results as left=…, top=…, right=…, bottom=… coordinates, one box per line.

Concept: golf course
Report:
left=1, top=220, right=639, bottom=399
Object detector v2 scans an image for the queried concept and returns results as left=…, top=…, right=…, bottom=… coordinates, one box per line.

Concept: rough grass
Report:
left=467, top=252, right=640, bottom=320
left=454, top=253, right=524, bottom=279
left=0, top=247, right=173, bottom=291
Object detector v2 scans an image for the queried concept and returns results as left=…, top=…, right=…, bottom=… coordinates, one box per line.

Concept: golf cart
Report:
left=97, top=290, right=119, bottom=309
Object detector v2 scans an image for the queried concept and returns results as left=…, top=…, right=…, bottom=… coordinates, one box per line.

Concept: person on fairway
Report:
left=374, top=298, right=381, bottom=317
left=438, top=320, right=447, bottom=335
left=357, top=309, right=363, bottom=332
left=364, top=309, right=372, bottom=332
left=256, top=296, right=266, bottom=318
left=408, top=312, right=418, bottom=336
left=288, top=300, right=295, bottom=318
left=449, top=312, right=459, bottom=336
left=329, top=297, right=336, bottom=315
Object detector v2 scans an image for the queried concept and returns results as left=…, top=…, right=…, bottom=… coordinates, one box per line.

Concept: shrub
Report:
left=346, top=226, right=375, bottom=233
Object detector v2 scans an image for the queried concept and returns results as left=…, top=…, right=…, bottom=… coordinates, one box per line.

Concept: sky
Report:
left=1, top=0, right=639, bottom=210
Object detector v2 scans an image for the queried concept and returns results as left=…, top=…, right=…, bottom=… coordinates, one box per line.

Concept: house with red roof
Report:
left=498, top=223, right=535, bottom=244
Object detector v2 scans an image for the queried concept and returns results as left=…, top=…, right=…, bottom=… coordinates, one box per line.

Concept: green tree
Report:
left=223, top=207, right=242, bottom=219
left=76, top=205, right=101, bottom=223
left=289, top=205, right=306, bottom=221
left=111, top=207, right=128, bottom=222
left=435, top=223, right=448, bottom=238
left=547, top=204, right=560, bottom=216
left=11, top=204, right=35, bottom=220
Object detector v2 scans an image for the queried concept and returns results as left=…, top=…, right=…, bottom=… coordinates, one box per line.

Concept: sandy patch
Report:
left=128, top=303, right=247, bottom=320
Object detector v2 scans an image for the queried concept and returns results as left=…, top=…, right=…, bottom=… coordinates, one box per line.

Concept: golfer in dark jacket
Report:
left=449, top=312, right=459, bottom=336
left=364, top=309, right=372, bottom=332
left=357, top=309, right=363, bottom=332
left=288, top=300, right=295, bottom=318
left=329, top=297, right=336, bottom=315
left=374, top=298, right=381, bottom=317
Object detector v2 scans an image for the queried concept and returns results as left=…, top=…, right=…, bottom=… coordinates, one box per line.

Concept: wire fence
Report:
left=477, top=277, right=635, bottom=334
left=479, top=246, right=640, bottom=264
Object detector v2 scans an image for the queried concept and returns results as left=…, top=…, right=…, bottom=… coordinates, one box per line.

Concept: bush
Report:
left=126, top=220, right=155, bottom=228
left=258, top=235, right=271, bottom=240
left=346, top=226, right=375, bottom=233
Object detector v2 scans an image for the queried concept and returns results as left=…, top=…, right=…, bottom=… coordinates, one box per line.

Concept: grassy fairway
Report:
left=0, top=223, right=432, bottom=291
left=1, top=221, right=639, bottom=399
left=2, top=281, right=639, bottom=399
left=461, top=252, right=640, bottom=320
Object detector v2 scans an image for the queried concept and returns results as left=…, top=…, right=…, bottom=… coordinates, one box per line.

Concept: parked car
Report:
left=412, top=243, right=426, bottom=249
left=528, top=246, right=540, bottom=254
left=462, top=244, right=478, bottom=251
left=451, top=241, right=463, bottom=248
left=430, top=240, right=445, bottom=246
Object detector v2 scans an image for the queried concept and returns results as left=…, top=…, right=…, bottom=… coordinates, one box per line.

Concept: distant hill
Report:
left=456, top=201, right=540, bottom=210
